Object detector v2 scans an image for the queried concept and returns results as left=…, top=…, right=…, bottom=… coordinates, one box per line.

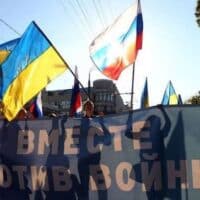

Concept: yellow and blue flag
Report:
left=0, top=38, right=20, bottom=64
left=161, top=81, right=178, bottom=105
left=140, top=77, right=149, bottom=108
left=89, top=0, right=143, bottom=80
left=0, top=21, right=68, bottom=121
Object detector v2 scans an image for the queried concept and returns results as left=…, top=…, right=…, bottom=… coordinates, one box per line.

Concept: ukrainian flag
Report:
left=161, top=81, right=178, bottom=105
left=0, top=38, right=20, bottom=64
left=0, top=21, right=68, bottom=121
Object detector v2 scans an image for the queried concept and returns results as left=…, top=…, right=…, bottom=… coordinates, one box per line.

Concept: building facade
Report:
left=42, top=79, right=129, bottom=116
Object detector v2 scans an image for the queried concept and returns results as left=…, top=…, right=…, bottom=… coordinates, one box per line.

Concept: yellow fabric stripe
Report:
left=0, top=50, right=10, bottom=64
left=169, top=94, right=178, bottom=105
left=2, top=47, right=68, bottom=121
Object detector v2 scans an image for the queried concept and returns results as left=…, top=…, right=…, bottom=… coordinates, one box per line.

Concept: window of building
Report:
left=47, top=92, right=53, bottom=96
left=103, top=93, right=107, bottom=101
left=99, top=93, right=102, bottom=101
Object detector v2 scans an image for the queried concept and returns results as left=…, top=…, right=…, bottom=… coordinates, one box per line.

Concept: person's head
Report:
left=98, top=111, right=104, bottom=116
left=83, top=99, right=94, bottom=118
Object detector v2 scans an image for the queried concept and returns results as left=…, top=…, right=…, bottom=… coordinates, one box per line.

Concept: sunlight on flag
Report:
left=161, top=81, right=178, bottom=105
left=0, top=21, right=68, bottom=121
left=0, top=38, right=20, bottom=64
left=89, top=0, right=143, bottom=80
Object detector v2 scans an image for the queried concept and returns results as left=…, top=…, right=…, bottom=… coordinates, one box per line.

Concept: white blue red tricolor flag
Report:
left=29, top=92, right=43, bottom=118
left=69, top=66, right=82, bottom=117
left=89, top=0, right=143, bottom=80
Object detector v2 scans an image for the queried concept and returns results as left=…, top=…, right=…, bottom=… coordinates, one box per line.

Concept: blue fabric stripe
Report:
left=90, top=44, right=110, bottom=71
left=70, top=80, right=81, bottom=116
left=1, top=22, right=50, bottom=97
left=91, top=13, right=141, bottom=71
left=162, top=81, right=178, bottom=105
left=122, top=13, right=140, bottom=42
left=137, top=13, right=143, bottom=35
left=162, top=84, right=169, bottom=105
left=34, top=99, right=43, bottom=117
left=162, top=93, right=169, bottom=105
left=0, top=38, right=20, bottom=51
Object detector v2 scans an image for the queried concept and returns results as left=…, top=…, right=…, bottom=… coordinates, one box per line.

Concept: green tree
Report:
left=195, top=0, right=200, bottom=26
left=188, top=91, right=200, bottom=104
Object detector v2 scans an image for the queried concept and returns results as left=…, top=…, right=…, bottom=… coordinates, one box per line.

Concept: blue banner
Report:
left=0, top=105, right=200, bottom=199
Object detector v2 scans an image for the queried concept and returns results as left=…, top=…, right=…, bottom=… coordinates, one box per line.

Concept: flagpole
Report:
left=32, top=21, right=90, bottom=99
left=0, top=19, right=21, bottom=36
left=130, top=62, right=135, bottom=110
left=88, top=71, right=91, bottom=100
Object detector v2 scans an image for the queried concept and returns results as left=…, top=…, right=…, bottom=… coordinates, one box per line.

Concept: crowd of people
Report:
left=0, top=98, right=102, bottom=121
left=0, top=99, right=36, bottom=120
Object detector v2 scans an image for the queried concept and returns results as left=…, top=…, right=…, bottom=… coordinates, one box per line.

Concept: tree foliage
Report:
left=188, top=91, right=200, bottom=104
left=195, top=0, right=200, bottom=26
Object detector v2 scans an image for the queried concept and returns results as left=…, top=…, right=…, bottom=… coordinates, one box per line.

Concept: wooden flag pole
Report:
left=130, top=62, right=135, bottom=110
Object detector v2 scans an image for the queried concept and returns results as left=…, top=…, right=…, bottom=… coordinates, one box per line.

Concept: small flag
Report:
left=0, top=38, right=20, bottom=64
left=161, top=81, right=178, bottom=105
left=89, top=0, right=143, bottom=80
left=29, top=92, right=43, bottom=118
left=69, top=66, right=82, bottom=117
left=178, top=94, right=183, bottom=105
left=0, top=21, right=68, bottom=121
left=140, top=77, right=149, bottom=108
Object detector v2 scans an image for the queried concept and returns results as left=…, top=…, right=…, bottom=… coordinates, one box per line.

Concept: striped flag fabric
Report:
left=29, top=92, right=43, bottom=118
left=69, top=66, right=82, bottom=117
left=0, top=21, right=68, bottom=121
left=161, top=81, right=178, bottom=105
left=89, top=0, right=143, bottom=80
left=140, top=77, right=149, bottom=108
left=0, top=38, right=20, bottom=64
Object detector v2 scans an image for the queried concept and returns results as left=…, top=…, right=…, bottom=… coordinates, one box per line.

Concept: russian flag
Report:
left=29, top=92, right=43, bottom=118
left=89, top=0, right=143, bottom=80
left=69, top=66, right=82, bottom=117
